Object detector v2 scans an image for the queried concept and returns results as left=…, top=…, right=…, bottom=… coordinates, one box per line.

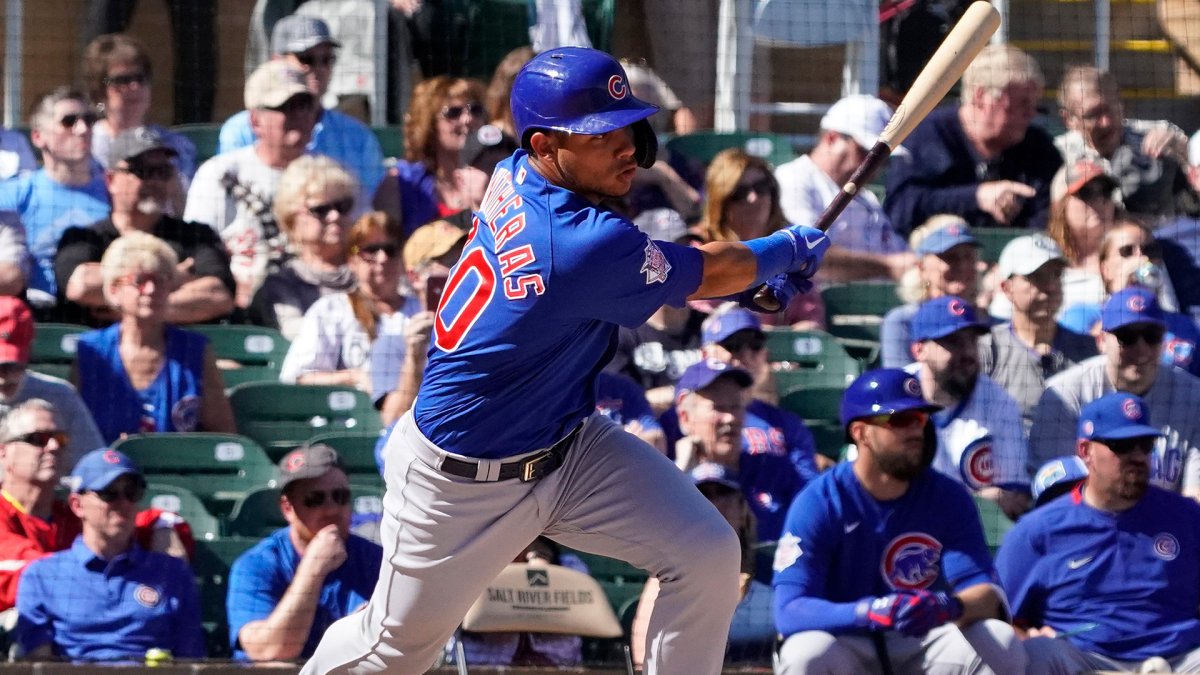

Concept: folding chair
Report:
left=308, top=430, right=386, bottom=487
left=140, top=482, right=223, bottom=541
left=229, top=383, right=382, bottom=460
left=192, top=537, right=259, bottom=658
left=766, top=330, right=861, bottom=389
left=188, top=324, right=289, bottom=389
left=28, top=323, right=87, bottom=380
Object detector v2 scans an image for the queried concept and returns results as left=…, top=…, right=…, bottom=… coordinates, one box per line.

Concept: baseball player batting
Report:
left=300, top=47, right=829, bottom=674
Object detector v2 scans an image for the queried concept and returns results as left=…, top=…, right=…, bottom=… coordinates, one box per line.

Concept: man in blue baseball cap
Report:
left=774, top=368, right=1024, bottom=675
left=909, top=295, right=1030, bottom=518
left=998, top=392, right=1200, bottom=673
left=1029, top=286, right=1200, bottom=499
left=13, top=448, right=203, bottom=662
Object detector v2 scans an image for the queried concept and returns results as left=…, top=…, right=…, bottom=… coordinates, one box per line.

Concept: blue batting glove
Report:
left=743, top=225, right=830, bottom=286
left=782, top=225, right=830, bottom=277
left=854, top=593, right=919, bottom=632
left=893, top=590, right=964, bottom=637
left=736, top=272, right=811, bottom=313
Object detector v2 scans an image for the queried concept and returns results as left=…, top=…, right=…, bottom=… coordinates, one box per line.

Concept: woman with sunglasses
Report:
left=82, top=35, right=195, bottom=204
left=248, top=156, right=359, bottom=340
left=72, top=232, right=236, bottom=444
left=374, top=76, right=489, bottom=234
left=696, top=149, right=825, bottom=328
left=1058, top=218, right=1199, bottom=376
left=280, top=212, right=421, bottom=398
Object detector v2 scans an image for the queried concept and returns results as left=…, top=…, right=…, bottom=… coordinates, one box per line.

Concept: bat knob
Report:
left=752, top=285, right=782, bottom=312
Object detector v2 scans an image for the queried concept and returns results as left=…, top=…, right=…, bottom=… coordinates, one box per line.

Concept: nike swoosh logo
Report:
left=1068, top=556, right=1094, bottom=570
left=844, top=522, right=860, bottom=534
left=803, top=235, right=825, bottom=250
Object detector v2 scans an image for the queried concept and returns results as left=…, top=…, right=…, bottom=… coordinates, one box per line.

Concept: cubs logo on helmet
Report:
left=607, top=74, right=627, bottom=100
left=881, top=533, right=942, bottom=590
left=959, top=437, right=994, bottom=490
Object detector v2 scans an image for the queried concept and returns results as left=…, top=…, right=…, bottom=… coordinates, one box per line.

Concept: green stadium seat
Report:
left=805, top=419, right=849, bottom=463
left=820, top=282, right=902, bottom=367
left=171, top=123, right=222, bottom=166
left=973, top=493, right=1015, bottom=554
left=29, top=323, right=87, bottom=380
left=778, top=385, right=846, bottom=425
left=973, top=227, right=1028, bottom=265
left=192, top=537, right=259, bottom=658
left=229, top=383, right=383, bottom=460
left=112, top=432, right=277, bottom=516
left=140, top=482, right=223, bottom=541
left=308, top=430, right=385, bottom=485
left=372, top=126, right=404, bottom=161
left=666, top=131, right=797, bottom=170
left=766, top=329, right=860, bottom=388
left=188, top=324, right=289, bottom=389
left=225, top=487, right=284, bottom=538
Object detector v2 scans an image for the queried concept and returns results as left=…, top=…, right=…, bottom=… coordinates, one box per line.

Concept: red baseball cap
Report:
left=0, top=297, right=33, bottom=365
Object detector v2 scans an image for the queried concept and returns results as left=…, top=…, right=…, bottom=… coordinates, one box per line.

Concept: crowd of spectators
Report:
left=0, top=2, right=1198, bottom=668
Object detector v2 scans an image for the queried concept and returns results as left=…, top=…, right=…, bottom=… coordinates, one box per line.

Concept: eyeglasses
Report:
left=862, top=410, right=930, bottom=430
left=728, top=177, right=774, bottom=202
left=58, top=112, right=98, bottom=129
left=6, top=430, right=69, bottom=448
left=114, top=163, right=175, bottom=182
left=1112, top=324, right=1165, bottom=348
left=296, top=52, right=337, bottom=68
left=307, top=198, right=354, bottom=220
left=104, top=72, right=148, bottom=88
left=90, top=477, right=147, bottom=504
left=1116, top=241, right=1162, bottom=260
left=117, top=272, right=166, bottom=292
left=439, top=102, right=485, bottom=121
left=301, top=487, right=351, bottom=508
left=352, top=242, right=401, bottom=260
left=720, top=331, right=766, bottom=353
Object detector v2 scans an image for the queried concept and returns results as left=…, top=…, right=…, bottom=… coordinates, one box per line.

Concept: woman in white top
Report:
left=280, top=212, right=422, bottom=400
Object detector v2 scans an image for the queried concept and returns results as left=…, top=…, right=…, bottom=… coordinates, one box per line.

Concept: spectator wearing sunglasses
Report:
left=218, top=15, right=385, bottom=199
left=227, top=444, right=382, bottom=662
left=1059, top=219, right=1198, bottom=377
left=1029, top=287, right=1200, bottom=500
left=72, top=232, right=236, bottom=444
left=55, top=127, right=234, bottom=328
left=775, top=95, right=913, bottom=283
left=909, top=296, right=1030, bottom=519
left=185, top=60, right=320, bottom=307
left=13, top=448, right=204, bottom=662
left=280, top=212, right=420, bottom=398
left=247, top=155, right=359, bottom=340
left=0, top=88, right=110, bottom=313
left=374, top=76, right=491, bottom=235
left=82, top=34, right=196, bottom=193
left=998, top=392, right=1200, bottom=673
left=0, top=402, right=190, bottom=614
left=672, top=359, right=810, bottom=542
left=979, top=234, right=1098, bottom=431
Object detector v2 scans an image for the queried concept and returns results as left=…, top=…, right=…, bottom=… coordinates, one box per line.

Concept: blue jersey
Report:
left=1059, top=303, right=1200, bottom=376
left=593, top=371, right=661, bottom=433
left=413, top=151, right=703, bottom=459
left=0, top=168, right=110, bottom=296
left=76, top=325, right=208, bottom=443
left=661, top=400, right=820, bottom=481
left=772, top=462, right=995, bottom=637
left=227, top=528, right=383, bottom=660
left=995, top=484, right=1200, bottom=661
left=15, top=538, right=204, bottom=661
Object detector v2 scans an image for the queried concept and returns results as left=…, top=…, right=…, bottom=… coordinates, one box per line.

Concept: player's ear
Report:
left=527, top=130, right=559, bottom=160
left=1075, top=439, right=1090, bottom=462
left=847, top=420, right=868, bottom=447
left=910, top=339, right=924, bottom=362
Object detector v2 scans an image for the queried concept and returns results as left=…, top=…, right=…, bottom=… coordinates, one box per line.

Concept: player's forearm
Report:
left=690, top=242, right=758, bottom=299
left=774, top=586, right=861, bottom=636
left=954, top=582, right=1004, bottom=626
left=166, top=277, right=235, bottom=324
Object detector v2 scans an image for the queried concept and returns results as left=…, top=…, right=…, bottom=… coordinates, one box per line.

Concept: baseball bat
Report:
left=753, top=0, right=1001, bottom=310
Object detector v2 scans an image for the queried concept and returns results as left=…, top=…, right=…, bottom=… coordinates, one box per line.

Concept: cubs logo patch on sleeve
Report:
left=640, top=240, right=671, bottom=284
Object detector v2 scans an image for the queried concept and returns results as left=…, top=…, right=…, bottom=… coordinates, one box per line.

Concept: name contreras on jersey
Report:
left=477, top=166, right=547, bottom=302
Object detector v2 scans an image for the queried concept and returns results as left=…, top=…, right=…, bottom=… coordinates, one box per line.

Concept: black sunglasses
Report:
left=1104, top=438, right=1155, bottom=456
left=1112, top=324, right=1166, bottom=348
left=1073, top=181, right=1113, bottom=204
left=440, top=102, right=485, bottom=121
left=301, top=487, right=351, bottom=509
left=1116, top=241, right=1162, bottom=260
left=115, top=163, right=175, bottom=182
left=720, top=330, right=766, bottom=353
left=353, top=242, right=401, bottom=260
left=104, top=72, right=148, bottom=88
left=729, top=177, right=775, bottom=203
left=296, top=53, right=337, bottom=68
left=7, top=430, right=69, bottom=448
left=307, top=198, right=354, bottom=220
left=59, top=112, right=99, bottom=129
left=91, top=477, right=147, bottom=504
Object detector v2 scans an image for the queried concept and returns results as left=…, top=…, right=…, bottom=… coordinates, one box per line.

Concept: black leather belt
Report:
left=440, top=421, right=584, bottom=482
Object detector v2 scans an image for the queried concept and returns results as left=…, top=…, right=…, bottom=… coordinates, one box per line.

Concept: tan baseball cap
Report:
left=244, top=60, right=313, bottom=110
left=403, top=220, right=468, bottom=271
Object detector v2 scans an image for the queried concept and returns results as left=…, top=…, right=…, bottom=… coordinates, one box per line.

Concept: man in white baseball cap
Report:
left=775, top=94, right=913, bottom=282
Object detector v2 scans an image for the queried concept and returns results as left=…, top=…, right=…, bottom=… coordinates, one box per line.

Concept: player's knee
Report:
left=777, top=631, right=844, bottom=675
left=1022, top=635, right=1074, bottom=675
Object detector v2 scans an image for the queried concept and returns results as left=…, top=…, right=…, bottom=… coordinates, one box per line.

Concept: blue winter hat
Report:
left=1077, top=392, right=1164, bottom=442
left=911, top=296, right=987, bottom=342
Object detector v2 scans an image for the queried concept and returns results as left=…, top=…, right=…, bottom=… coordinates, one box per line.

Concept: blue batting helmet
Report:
left=510, top=47, right=659, bottom=168
left=840, top=368, right=941, bottom=432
